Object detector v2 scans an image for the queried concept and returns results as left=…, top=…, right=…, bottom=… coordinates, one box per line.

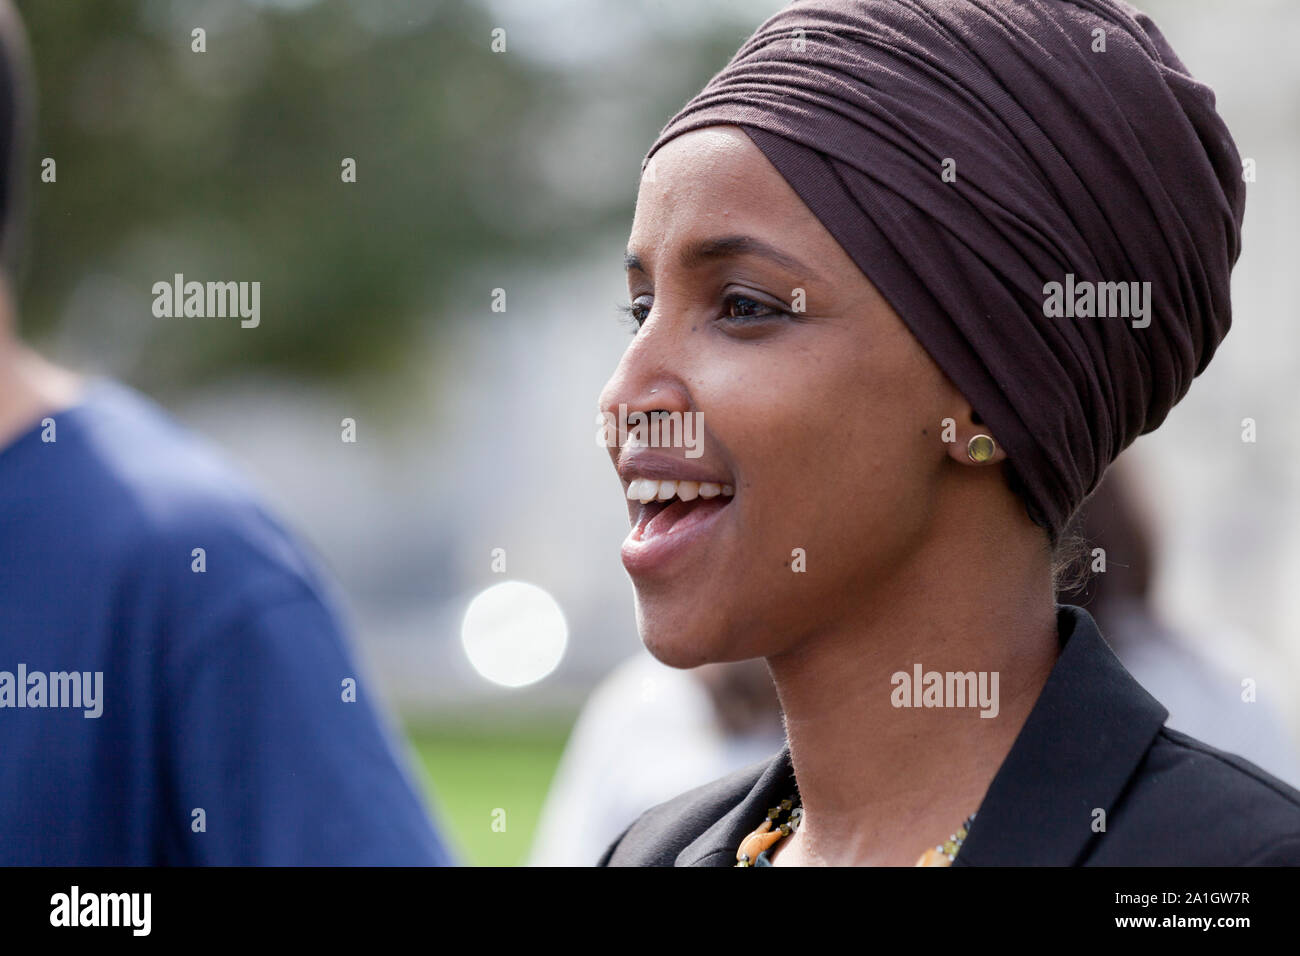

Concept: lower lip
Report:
left=621, top=497, right=732, bottom=576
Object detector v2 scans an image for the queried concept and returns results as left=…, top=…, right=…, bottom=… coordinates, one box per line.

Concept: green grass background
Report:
left=406, top=718, right=575, bottom=867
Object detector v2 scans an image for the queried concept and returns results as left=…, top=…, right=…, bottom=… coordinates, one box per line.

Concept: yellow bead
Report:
left=916, top=847, right=951, bottom=867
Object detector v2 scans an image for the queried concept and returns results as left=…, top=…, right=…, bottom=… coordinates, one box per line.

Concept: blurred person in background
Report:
left=1059, top=460, right=1300, bottom=786
left=0, top=0, right=450, bottom=865
left=528, top=655, right=784, bottom=866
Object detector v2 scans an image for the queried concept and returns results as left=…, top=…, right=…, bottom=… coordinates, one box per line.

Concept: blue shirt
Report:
left=0, top=379, right=454, bottom=864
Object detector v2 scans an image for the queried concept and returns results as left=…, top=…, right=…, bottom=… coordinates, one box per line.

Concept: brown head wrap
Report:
left=642, top=0, right=1245, bottom=540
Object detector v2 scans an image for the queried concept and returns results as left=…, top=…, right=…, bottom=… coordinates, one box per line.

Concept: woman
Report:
left=595, top=0, right=1300, bottom=866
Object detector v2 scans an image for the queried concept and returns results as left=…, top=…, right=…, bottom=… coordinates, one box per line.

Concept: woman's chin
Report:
left=636, top=602, right=764, bottom=669
left=637, top=636, right=709, bottom=669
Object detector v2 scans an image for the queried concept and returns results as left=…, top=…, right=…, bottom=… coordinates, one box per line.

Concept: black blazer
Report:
left=598, top=604, right=1300, bottom=866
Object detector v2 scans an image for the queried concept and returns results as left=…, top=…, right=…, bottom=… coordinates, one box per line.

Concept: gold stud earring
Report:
left=966, top=434, right=996, bottom=463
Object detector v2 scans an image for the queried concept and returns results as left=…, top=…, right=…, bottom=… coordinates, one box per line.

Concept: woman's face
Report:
left=599, top=125, right=964, bottom=668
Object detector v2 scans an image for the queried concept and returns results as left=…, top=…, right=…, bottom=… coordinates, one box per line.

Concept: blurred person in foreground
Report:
left=596, top=0, right=1300, bottom=866
left=0, top=1, right=451, bottom=865
left=1061, top=461, right=1300, bottom=786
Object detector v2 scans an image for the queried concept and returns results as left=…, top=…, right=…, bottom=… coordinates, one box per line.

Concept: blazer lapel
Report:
left=676, top=744, right=798, bottom=866
left=952, top=604, right=1169, bottom=866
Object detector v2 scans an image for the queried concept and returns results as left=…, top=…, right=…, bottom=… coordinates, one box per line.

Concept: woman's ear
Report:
left=939, top=407, right=1007, bottom=466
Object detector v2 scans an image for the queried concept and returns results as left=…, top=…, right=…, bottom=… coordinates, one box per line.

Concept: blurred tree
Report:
left=13, top=0, right=584, bottom=385
left=11, top=0, right=764, bottom=389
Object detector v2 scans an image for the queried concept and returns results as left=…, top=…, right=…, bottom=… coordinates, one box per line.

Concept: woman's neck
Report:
left=766, top=512, right=1060, bottom=866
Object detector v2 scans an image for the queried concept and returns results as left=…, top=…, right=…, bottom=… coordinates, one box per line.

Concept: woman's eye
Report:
left=722, top=293, right=786, bottom=322
left=617, top=299, right=651, bottom=333
left=617, top=294, right=787, bottom=335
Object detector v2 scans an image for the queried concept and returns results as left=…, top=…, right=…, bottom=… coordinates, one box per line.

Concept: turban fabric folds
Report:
left=641, top=0, right=1245, bottom=540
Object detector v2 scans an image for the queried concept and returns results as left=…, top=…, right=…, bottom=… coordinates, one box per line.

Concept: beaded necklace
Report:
left=735, top=795, right=976, bottom=867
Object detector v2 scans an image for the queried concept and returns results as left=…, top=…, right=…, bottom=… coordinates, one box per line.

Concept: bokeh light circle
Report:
left=460, top=581, right=568, bottom=687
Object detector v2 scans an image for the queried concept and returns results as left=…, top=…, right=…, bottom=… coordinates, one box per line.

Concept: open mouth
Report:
left=626, top=479, right=735, bottom=542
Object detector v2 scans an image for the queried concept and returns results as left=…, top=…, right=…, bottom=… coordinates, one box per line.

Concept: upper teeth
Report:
left=626, top=479, right=735, bottom=504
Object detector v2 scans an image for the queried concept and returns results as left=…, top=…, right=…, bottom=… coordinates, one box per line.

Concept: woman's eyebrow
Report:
left=624, top=234, right=823, bottom=281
